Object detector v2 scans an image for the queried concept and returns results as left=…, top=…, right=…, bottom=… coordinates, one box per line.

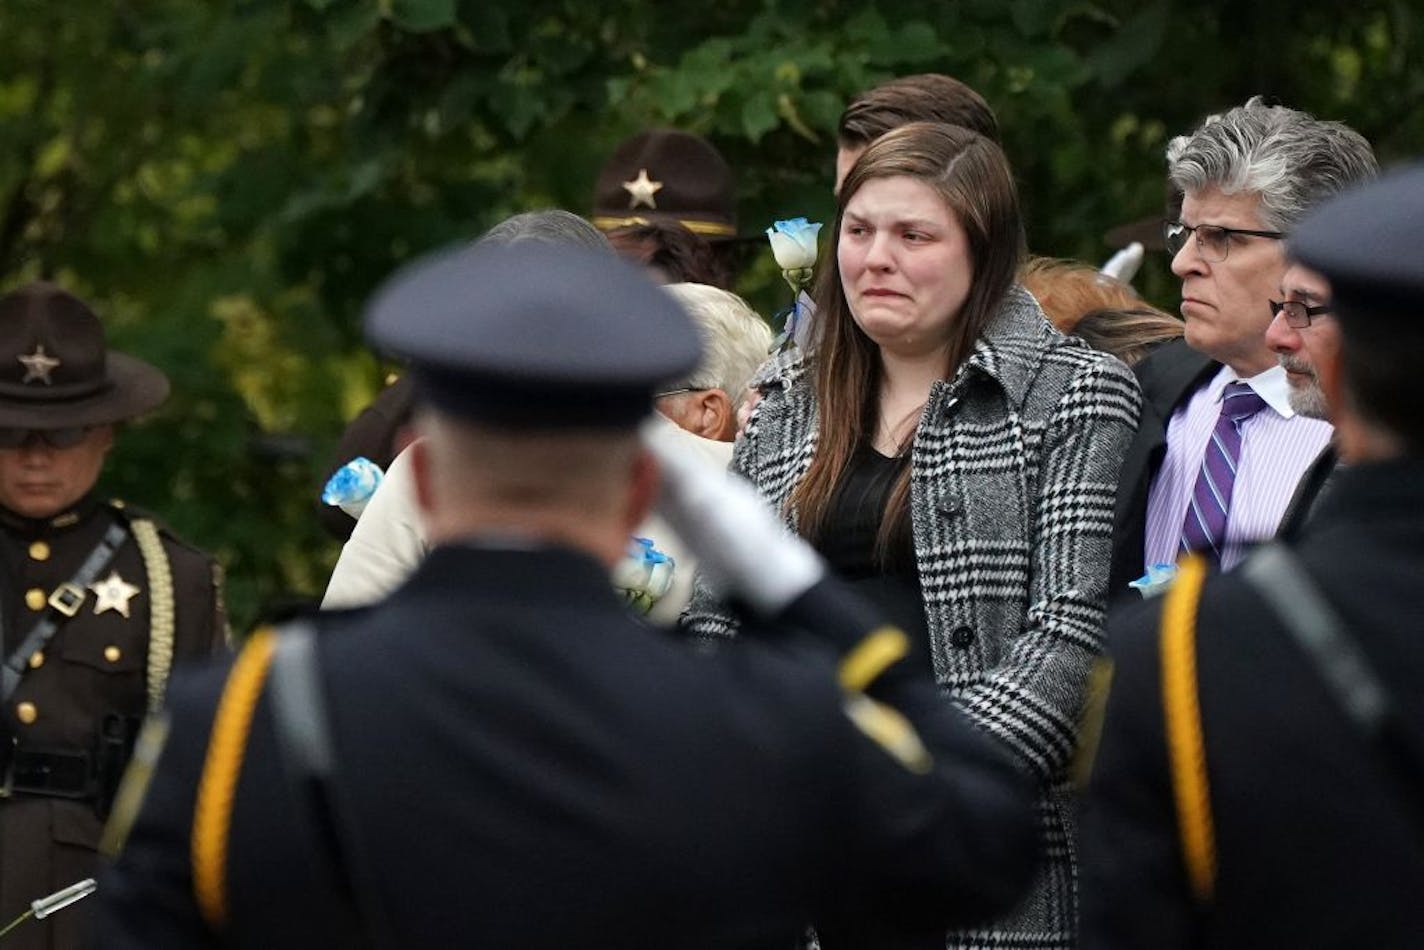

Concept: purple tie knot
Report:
left=1222, top=382, right=1267, bottom=424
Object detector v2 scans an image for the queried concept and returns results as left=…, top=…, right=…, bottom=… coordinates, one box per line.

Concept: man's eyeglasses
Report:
left=0, top=427, right=91, bottom=450
left=654, top=387, right=712, bottom=399
left=1269, top=299, right=1332, bottom=329
left=1163, top=221, right=1285, bottom=263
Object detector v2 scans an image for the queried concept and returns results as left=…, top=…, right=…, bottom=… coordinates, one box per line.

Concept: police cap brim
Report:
left=1290, top=162, right=1424, bottom=317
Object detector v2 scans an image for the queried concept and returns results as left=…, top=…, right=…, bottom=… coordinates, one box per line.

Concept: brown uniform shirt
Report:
left=0, top=497, right=226, bottom=950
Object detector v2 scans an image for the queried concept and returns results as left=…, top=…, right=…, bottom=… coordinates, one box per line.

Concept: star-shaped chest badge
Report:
left=18, top=345, right=61, bottom=385
left=621, top=168, right=663, bottom=210
left=90, top=571, right=142, bottom=618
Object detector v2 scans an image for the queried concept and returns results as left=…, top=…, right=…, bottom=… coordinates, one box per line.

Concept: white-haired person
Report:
left=656, top=283, right=773, bottom=443
left=322, top=281, right=771, bottom=624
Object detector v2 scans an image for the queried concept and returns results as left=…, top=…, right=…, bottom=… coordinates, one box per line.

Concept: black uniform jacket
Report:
left=98, top=543, right=1039, bottom=949
left=0, top=497, right=225, bottom=950
left=1108, top=339, right=1218, bottom=598
left=1082, top=459, right=1424, bottom=948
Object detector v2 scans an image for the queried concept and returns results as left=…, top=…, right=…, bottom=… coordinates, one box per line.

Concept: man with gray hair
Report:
left=656, top=283, right=772, bottom=442
left=1109, top=97, right=1377, bottom=594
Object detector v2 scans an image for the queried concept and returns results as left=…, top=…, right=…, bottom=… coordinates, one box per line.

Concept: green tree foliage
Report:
left=1, top=0, right=1420, bottom=628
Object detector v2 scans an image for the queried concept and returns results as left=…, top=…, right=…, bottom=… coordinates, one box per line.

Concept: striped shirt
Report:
left=1144, top=363, right=1333, bottom=572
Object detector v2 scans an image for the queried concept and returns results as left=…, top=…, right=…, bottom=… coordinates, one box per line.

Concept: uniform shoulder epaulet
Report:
left=106, top=500, right=216, bottom=563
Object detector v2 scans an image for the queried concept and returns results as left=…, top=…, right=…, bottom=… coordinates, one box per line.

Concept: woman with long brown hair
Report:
left=683, top=122, right=1142, bottom=948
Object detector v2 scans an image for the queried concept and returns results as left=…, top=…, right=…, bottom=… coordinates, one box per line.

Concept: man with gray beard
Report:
left=1267, top=261, right=1343, bottom=538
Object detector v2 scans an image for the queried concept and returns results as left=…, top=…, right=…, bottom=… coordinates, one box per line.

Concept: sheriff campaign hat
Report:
left=591, top=129, right=738, bottom=241
left=0, top=282, right=170, bottom=429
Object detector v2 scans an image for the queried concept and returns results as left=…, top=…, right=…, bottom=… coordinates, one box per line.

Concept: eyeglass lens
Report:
left=0, top=428, right=90, bottom=450
left=1165, top=223, right=1230, bottom=262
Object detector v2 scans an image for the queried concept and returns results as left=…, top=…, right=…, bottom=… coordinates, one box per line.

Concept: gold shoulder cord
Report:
left=131, top=518, right=176, bottom=713
left=1160, top=555, right=1215, bottom=902
left=192, top=629, right=277, bottom=931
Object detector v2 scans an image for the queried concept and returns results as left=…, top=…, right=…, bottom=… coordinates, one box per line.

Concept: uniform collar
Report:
left=407, top=542, right=625, bottom=608
left=1311, top=457, right=1424, bottom=528
left=0, top=494, right=102, bottom=537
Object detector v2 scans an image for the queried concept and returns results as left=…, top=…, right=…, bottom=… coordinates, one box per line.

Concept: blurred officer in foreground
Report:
left=97, top=243, right=1038, bottom=948
left=1081, top=164, right=1424, bottom=948
left=0, top=283, right=226, bottom=950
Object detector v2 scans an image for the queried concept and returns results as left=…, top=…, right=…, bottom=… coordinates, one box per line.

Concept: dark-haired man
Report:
left=835, top=74, right=1000, bottom=194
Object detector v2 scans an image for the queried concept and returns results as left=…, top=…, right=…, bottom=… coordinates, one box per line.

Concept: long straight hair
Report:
left=791, top=122, right=1024, bottom=557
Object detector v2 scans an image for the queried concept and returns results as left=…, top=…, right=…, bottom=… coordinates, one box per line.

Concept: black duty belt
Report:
left=0, top=746, right=92, bottom=800
left=1, top=520, right=130, bottom=704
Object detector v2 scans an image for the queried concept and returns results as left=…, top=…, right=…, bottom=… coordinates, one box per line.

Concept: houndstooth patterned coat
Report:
left=683, top=287, right=1142, bottom=949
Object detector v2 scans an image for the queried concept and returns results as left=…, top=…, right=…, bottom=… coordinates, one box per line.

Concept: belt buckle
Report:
left=47, top=583, right=86, bottom=618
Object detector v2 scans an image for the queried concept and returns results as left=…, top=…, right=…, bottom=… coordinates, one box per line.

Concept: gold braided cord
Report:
left=1160, top=555, right=1216, bottom=902
left=192, top=629, right=276, bottom=931
left=838, top=626, right=910, bottom=693
left=590, top=215, right=736, bottom=237
left=131, top=518, right=176, bottom=713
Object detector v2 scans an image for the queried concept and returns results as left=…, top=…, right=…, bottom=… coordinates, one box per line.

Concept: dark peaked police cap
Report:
left=1290, top=161, right=1424, bottom=321
left=364, top=242, right=703, bottom=430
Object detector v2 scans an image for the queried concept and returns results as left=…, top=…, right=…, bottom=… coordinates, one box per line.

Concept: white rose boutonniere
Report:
left=611, top=537, right=676, bottom=615
left=765, top=217, right=822, bottom=351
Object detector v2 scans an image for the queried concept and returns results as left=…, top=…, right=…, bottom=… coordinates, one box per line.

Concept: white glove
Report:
left=644, top=421, right=823, bottom=616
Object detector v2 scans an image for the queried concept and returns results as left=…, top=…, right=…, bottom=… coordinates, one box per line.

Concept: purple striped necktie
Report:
left=1180, top=381, right=1269, bottom=560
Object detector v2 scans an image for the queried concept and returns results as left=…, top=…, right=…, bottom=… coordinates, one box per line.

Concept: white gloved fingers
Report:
left=644, top=420, right=823, bottom=616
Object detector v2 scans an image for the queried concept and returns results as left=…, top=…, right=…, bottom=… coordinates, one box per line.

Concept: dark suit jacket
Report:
left=1275, top=444, right=1338, bottom=543
left=1082, top=459, right=1424, bottom=948
left=1109, top=339, right=1218, bottom=597
left=98, top=544, right=1039, bottom=949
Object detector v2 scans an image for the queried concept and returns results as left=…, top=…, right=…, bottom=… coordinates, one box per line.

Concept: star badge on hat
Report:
left=17, top=344, right=61, bottom=385
left=90, top=571, right=141, bottom=618
left=622, top=168, right=663, bottom=210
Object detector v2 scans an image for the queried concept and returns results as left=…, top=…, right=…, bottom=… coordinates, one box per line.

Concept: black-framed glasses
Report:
left=1163, top=221, right=1285, bottom=263
left=1269, top=299, right=1333, bottom=329
left=654, top=386, right=712, bottom=399
left=0, top=427, right=91, bottom=450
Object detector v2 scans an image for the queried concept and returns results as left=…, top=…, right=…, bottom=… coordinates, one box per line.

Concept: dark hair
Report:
left=605, top=221, right=730, bottom=289
left=1071, top=307, right=1185, bottom=367
left=792, top=121, right=1023, bottom=556
left=838, top=74, right=1000, bottom=148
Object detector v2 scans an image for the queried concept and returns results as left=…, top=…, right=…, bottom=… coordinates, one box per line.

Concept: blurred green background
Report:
left=2, top=0, right=1419, bottom=630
